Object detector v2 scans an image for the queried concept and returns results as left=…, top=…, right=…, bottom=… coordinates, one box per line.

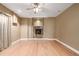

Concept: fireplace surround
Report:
left=32, top=18, right=44, bottom=38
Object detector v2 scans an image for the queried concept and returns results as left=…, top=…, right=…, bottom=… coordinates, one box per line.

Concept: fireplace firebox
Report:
left=35, top=29, right=43, bottom=34
left=34, top=26, right=43, bottom=38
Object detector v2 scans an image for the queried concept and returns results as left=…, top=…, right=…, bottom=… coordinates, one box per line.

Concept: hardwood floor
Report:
left=0, top=39, right=78, bottom=56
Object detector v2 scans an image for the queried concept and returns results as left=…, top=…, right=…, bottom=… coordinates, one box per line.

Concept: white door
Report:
left=0, top=13, right=10, bottom=50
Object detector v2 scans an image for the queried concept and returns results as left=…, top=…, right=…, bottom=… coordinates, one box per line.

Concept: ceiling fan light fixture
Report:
left=33, top=8, right=39, bottom=13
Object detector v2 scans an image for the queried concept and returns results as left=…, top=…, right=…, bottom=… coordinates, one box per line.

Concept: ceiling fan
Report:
left=26, top=3, right=46, bottom=14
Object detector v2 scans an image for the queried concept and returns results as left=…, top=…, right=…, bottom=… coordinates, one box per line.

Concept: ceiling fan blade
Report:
left=40, top=7, right=51, bottom=11
left=26, top=8, right=34, bottom=10
left=26, top=7, right=36, bottom=10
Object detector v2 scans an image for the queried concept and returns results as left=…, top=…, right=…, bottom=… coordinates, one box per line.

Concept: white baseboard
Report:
left=12, top=38, right=56, bottom=45
left=11, top=39, right=20, bottom=45
left=20, top=38, right=57, bottom=40
left=55, top=39, right=79, bottom=55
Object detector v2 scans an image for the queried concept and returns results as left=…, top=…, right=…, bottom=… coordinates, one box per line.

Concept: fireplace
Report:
left=34, top=26, right=43, bottom=38
left=35, top=29, right=43, bottom=34
left=32, top=18, right=44, bottom=38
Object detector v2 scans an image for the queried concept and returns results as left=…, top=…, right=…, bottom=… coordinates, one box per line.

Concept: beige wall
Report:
left=20, top=18, right=29, bottom=38
left=20, top=18, right=33, bottom=39
left=55, top=4, right=79, bottom=51
left=20, top=17, right=55, bottom=38
left=11, top=15, right=21, bottom=42
left=43, top=17, right=56, bottom=38
left=0, top=4, right=21, bottom=42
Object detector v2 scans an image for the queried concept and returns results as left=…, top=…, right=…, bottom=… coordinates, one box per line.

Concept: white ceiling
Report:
left=2, top=3, right=73, bottom=18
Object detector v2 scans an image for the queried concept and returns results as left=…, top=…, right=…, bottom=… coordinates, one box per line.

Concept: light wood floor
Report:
left=0, top=40, right=78, bottom=56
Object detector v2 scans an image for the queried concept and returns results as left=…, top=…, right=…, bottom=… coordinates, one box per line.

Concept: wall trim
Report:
left=55, top=39, right=79, bottom=55
left=11, top=39, right=20, bottom=45
left=11, top=38, right=56, bottom=45
left=20, top=38, right=57, bottom=40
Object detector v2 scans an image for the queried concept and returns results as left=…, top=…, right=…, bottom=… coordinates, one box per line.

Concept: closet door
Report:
left=3, top=14, right=9, bottom=49
left=0, top=13, right=10, bottom=50
left=0, top=14, right=3, bottom=50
